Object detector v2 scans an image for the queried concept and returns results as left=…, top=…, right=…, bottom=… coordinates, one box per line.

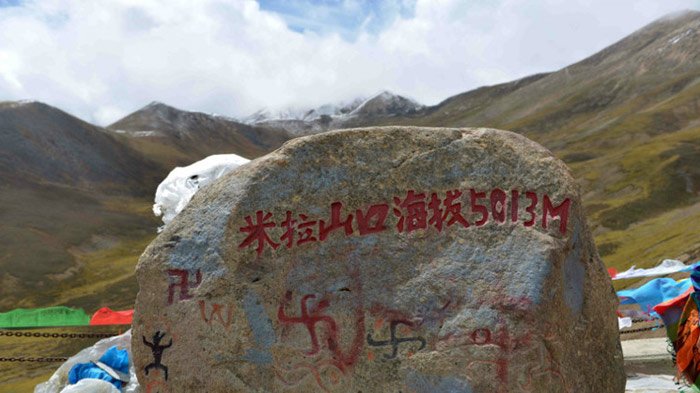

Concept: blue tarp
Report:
left=68, top=345, right=130, bottom=389
left=618, top=277, right=693, bottom=315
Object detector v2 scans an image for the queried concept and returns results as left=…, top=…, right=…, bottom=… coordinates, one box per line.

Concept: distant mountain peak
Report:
left=240, top=99, right=362, bottom=124
left=111, top=101, right=234, bottom=134
left=375, top=90, right=398, bottom=99
left=348, top=90, right=424, bottom=118
left=133, top=101, right=237, bottom=124
left=657, top=9, right=700, bottom=22
left=0, top=100, right=101, bottom=130
left=108, top=101, right=191, bottom=135
left=241, top=91, right=423, bottom=126
left=107, top=99, right=289, bottom=161
left=138, top=101, right=184, bottom=114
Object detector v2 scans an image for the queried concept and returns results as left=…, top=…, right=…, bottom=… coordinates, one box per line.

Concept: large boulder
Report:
left=132, top=127, right=625, bottom=392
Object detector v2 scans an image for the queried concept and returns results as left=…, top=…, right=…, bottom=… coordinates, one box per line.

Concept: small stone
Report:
left=132, top=127, right=625, bottom=392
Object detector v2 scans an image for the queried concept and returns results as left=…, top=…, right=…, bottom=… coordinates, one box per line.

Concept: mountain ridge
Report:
left=7, top=10, right=700, bottom=391
left=0, top=100, right=160, bottom=192
left=2, top=10, right=700, bottom=317
left=236, top=91, right=424, bottom=136
left=108, top=100, right=290, bottom=168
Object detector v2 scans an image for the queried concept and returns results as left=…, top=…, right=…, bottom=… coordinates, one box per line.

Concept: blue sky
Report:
left=0, top=0, right=22, bottom=7
left=0, top=0, right=699, bottom=125
left=258, top=0, right=415, bottom=39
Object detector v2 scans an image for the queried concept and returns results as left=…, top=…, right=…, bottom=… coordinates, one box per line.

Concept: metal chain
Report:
left=0, top=330, right=118, bottom=363
left=631, top=317, right=661, bottom=323
left=0, top=330, right=117, bottom=339
left=620, top=324, right=665, bottom=334
left=0, top=356, right=68, bottom=362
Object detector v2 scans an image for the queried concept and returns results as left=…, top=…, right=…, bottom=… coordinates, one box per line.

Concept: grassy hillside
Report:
left=0, top=101, right=165, bottom=311
left=0, top=186, right=156, bottom=309
left=4, top=11, right=700, bottom=392
left=347, top=11, right=700, bottom=273
left=0, top=101, right=290, bottom=390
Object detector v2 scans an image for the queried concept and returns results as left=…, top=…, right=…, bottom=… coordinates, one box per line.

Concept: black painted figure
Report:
left=367, top=320, right=426, bottom=359
left=143, top=331, right=172, bottom=380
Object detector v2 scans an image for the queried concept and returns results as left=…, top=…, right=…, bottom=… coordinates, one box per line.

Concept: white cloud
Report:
left=0, top=50, right=23, bottom=90
left=0, top=0, right=697, bottom=125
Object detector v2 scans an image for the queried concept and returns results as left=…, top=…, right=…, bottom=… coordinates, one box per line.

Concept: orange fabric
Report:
left=89, top=307, right=133, bottom=326
left=675, top=299, right=700, bottom=383
left=676, top=310, right=699, bottom=372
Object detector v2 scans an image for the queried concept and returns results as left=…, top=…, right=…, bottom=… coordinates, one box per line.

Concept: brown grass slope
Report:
left=0, top=100, right=291, bottom=313
left=0, top=101, right=165, bottom=311
left=0, top=102, right=289, bottom=390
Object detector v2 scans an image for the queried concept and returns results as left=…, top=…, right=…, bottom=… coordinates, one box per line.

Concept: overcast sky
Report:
left=0, top=0, right=699, bottom=125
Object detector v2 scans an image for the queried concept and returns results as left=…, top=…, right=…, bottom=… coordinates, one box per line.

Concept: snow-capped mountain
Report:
left=348, top=91, right=424, bottom=118
left=241, top=97, right=365, bottom=124
left=240, top=91, right=424, bottom=135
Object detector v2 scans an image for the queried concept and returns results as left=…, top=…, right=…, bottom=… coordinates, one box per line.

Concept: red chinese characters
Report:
left=393, top=191, right=427, bottom=232
left=442, top=190, right=470, bottom=229
left=319, top=202, right=353, bottom=240
left=427, top=190, right=470, bottom=232
left=356, top=203, right=389, bottom=235
left=239, top=211, right=279, bottom=256
left=279, top=211, right=319, bottom=248
left=238, top=189, right=572, bottom=255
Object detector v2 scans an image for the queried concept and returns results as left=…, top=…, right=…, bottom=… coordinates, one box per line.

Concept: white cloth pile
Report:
left=625, top=374, right=680, bottom=392
left=34, top=330, right=139, bottom=393
left=153, top=154, right=250, bottom=228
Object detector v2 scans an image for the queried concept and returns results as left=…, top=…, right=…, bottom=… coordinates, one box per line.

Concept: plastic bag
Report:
left=153, top=154, right=249, bottom=228
left=59, top=379, right=120, bottom=393
left=34, top=330, right=140, bottom=393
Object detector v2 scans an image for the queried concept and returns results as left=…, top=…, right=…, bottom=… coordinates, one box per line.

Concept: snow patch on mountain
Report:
left=668, top=28, right=695, bottom=45
left=241, top=92, right=423, bottom=125
left=241, top=98, right=364, bottom=124
left=209, top=112, right=240, bottom=122
left=0, top=99, right=39, bottom=109
left=348, top=91, right=424, bottom=117
left=112, top=129, right=162, bottom=137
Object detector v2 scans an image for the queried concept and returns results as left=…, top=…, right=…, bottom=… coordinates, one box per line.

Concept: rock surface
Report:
left=132, top=126, right=625, bottom=392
